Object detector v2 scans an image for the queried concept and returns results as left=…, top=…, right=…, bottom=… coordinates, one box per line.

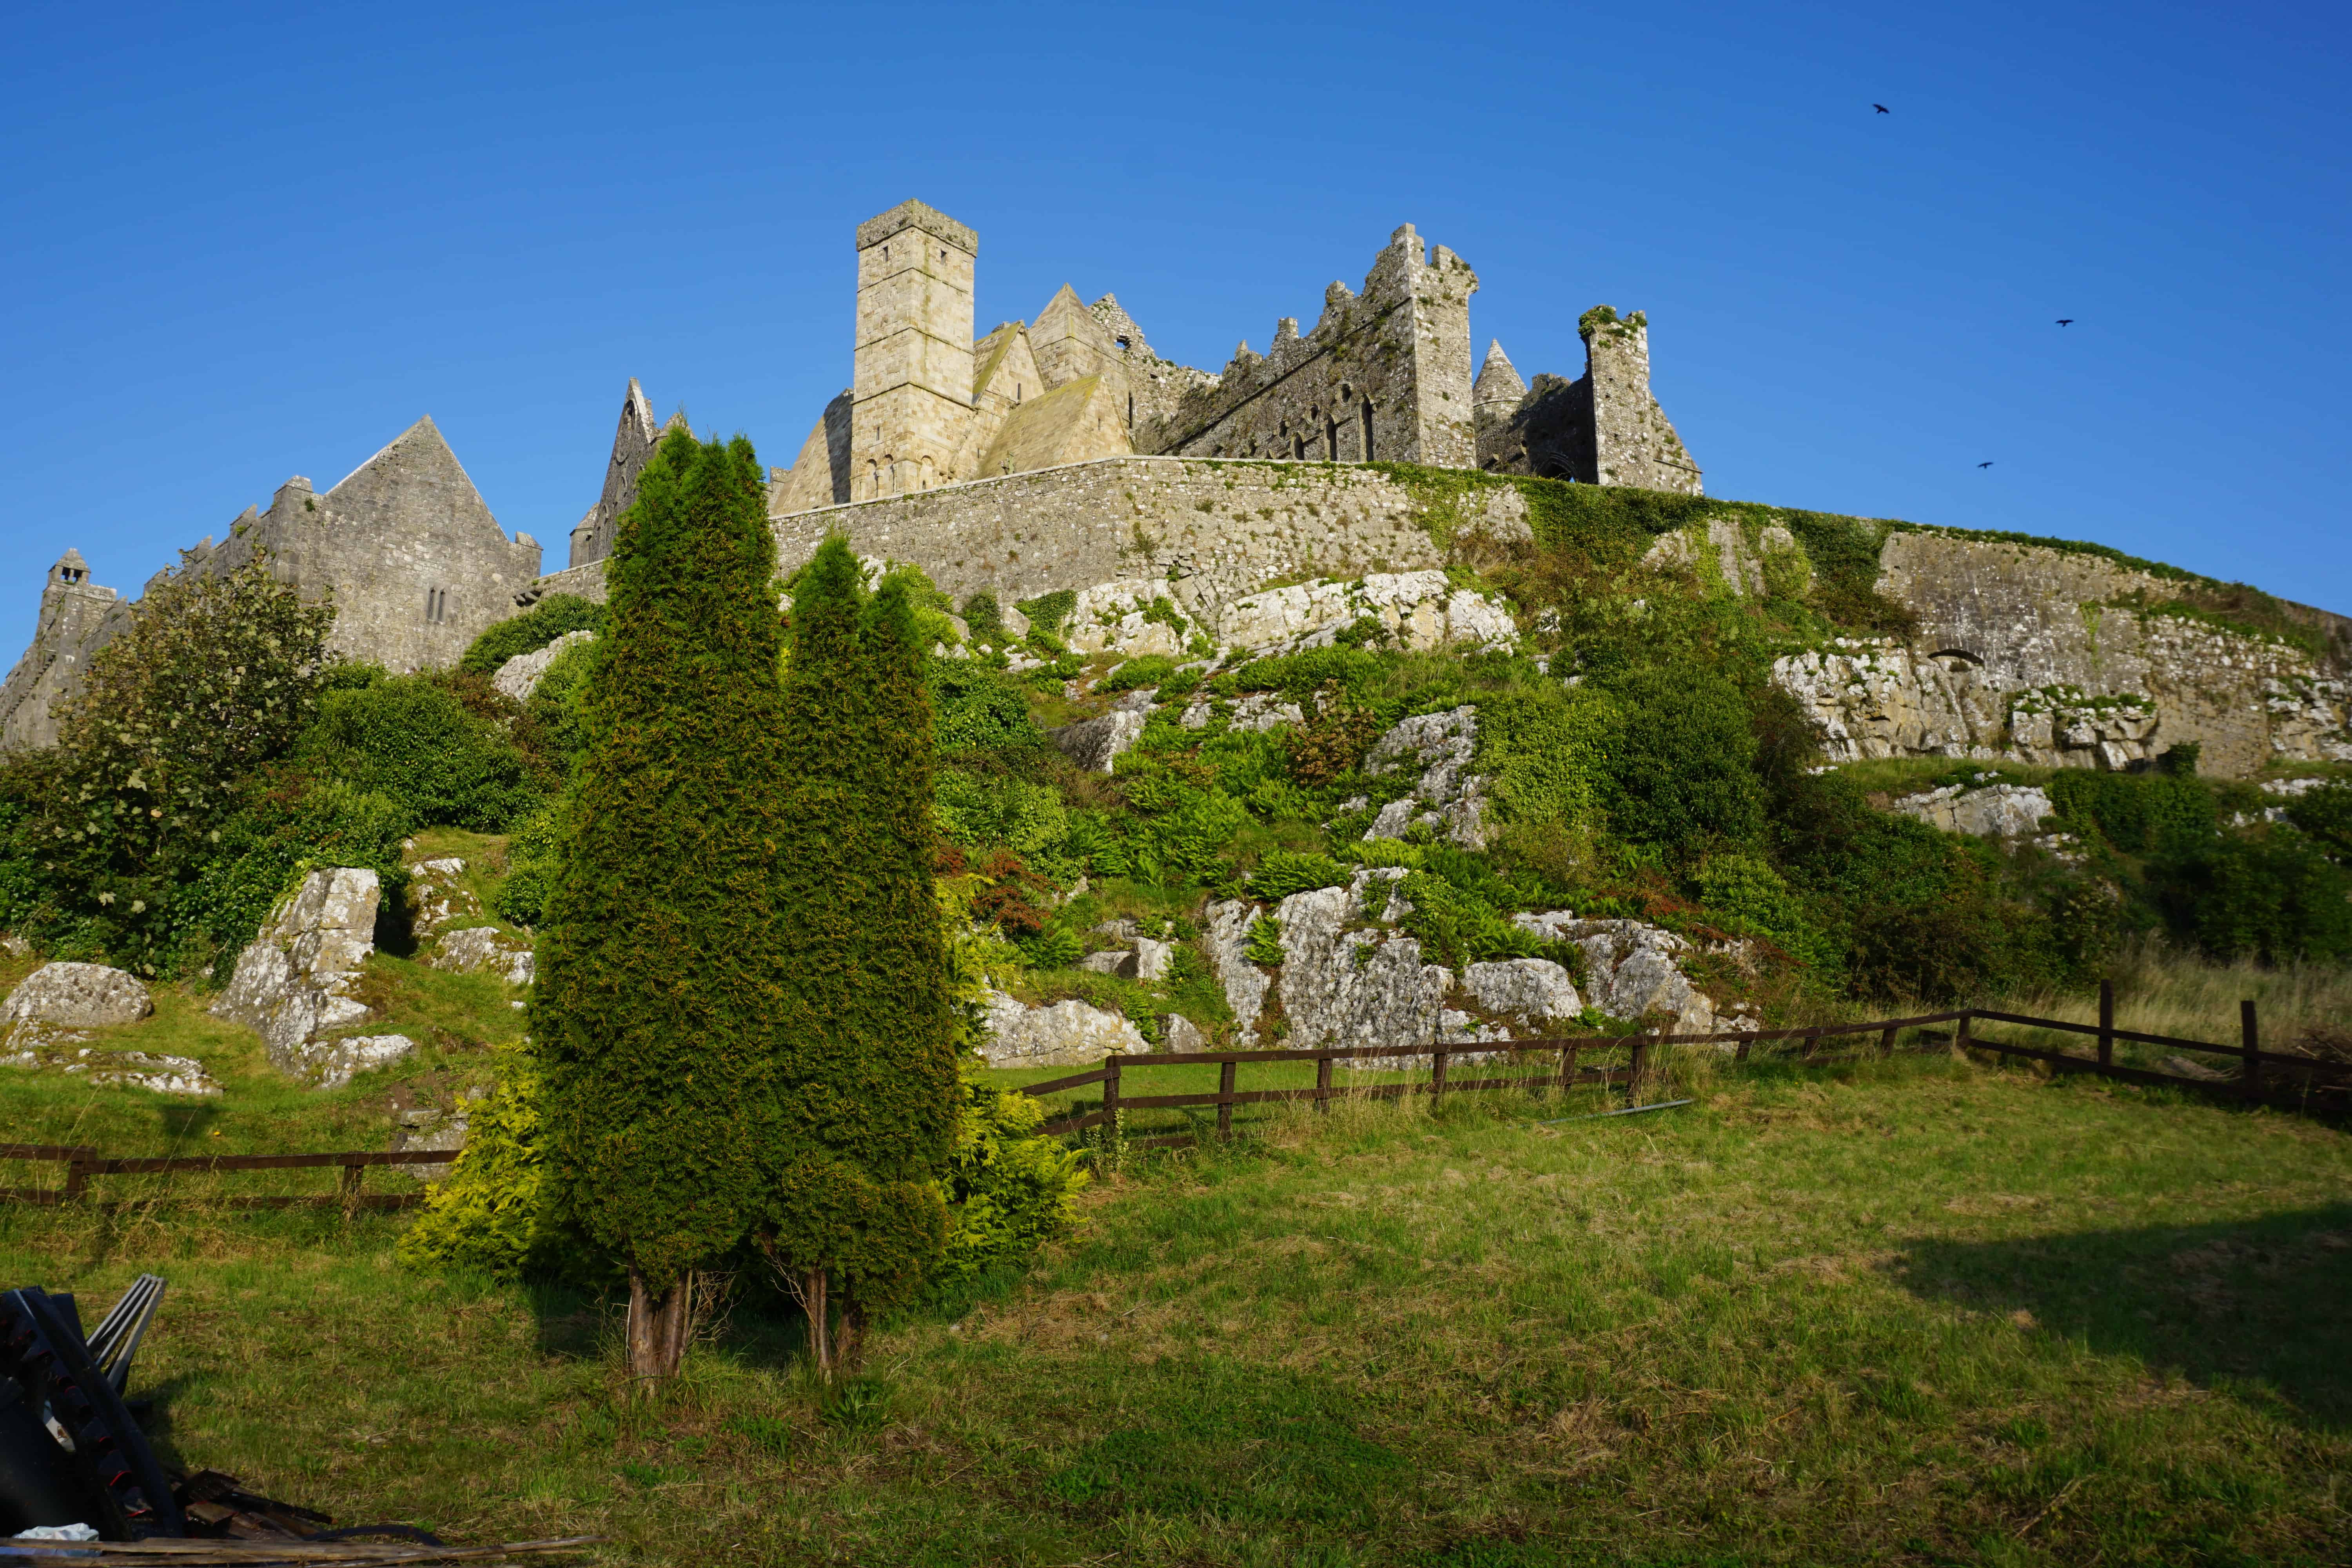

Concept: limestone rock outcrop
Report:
left=4, top=962, right=152, bottom=1031
left=1766, top=534, right=2352, bottom=778
left=1062, top=580, right=1198, bottom=657
left=1049, top=708, right=1147, bottom=772
left=1271, top=876, right=1454, bottom=1053
left=1513, top=913, right=1725, bottom=1036
left=1460, top=958, right=1582, bottom=1027
left=403, top=857, right=479, bottom=938
left=492, top=629, right=594, bottom=702
left=0, top=960, right=215, bottom=1093
left=211, top=868, right=410, bottom=1087
left=1196, top=874, right=1733, bottom=1061
left=979, top=989, right=1151, bottom=1066
left=0, top=1042, right=217, bottom=1096
left=430, top=926, right=536, bottom=987
left=1363, top=706, right=1488, bottom=848
left=1213, top=570, right=1515, bottom=656
left=1887, top=780, right=2054, bottom=838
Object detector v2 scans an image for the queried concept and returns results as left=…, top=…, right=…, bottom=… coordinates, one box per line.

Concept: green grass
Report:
left=5, top=1053, right=2348, bottom=1566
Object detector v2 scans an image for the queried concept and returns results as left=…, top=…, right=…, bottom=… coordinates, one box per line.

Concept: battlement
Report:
left=853, top=199, right=978, bottom=256
left=1132, top=224, right=1478, bottom=468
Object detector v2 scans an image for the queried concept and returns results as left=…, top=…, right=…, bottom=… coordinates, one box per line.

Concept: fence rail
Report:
left=0, top=1147, right=453, bottom=1209
left=1018, top=992, right=2348, bottom=1147
left=6, top=994, right=2344, bottom=1205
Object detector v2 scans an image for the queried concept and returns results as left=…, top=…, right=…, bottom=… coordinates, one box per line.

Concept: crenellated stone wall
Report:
left=1131, top=224, right=1480, bottom=470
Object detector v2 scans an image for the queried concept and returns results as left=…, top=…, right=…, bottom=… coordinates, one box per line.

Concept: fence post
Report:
left=339, top=1161, right=364, bottom=1216
left=2241, top=1000, right=2261, bottom=1102
left=1626, top=1039, right=1649, bottom=1105
left=1102, top=1056, right=1124, bottom=1167
left=1956, top=1012, right=1972, bottom=1056
left=64, top=1151, right=92, bottom=1206
left=1430, top=1046, right=1451, bottom=1101
left=1217, top=1058, right=1237, bottom=1141
left=1315, top=1054, right=1333, bottom=1114
left=1558, top=1043, right=1576, bottom=1096
left=1878, top=1025, right=1896, bottom=1060
left=2098, top=979, right=2114, bottom=1070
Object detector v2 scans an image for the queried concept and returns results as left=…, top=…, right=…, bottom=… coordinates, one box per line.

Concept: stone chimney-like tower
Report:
left=852, top=200, right=978, bottom=501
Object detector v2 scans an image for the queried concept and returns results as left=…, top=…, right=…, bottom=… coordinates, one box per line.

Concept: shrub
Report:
left=299, top=674, right=544, bottom=831
left=935, top=770, right=1070, bottom=868
left=457, top=594, right=606, bottom=676
left=1246, top=851, right=1351, bottom=901
left=1099, top=655, right=1182, bottom=692
left=1597, top=663, right=1762, bottom=858
left=525, top=635, right=607, bottom=773
left=173, top=777, right=417, bottom=974
left=2286, top=781, right=2352, bottom=861
left=1245, top=914, right=1283, bottom=964
left=534, top=429, right=793, bottom=1378
left=1391, top=869, right=1546, bottom=969
left=2051, top=770, right=2216, bottom=857
left=397, top=1037, right=580, bottom=1278
left=2158, top=830, right=2352, bottom=964
left=492, top=799, right=567, bottom=929
left=13, top=554, right=336, bottom=972
left=1472, top=685, right=1619, bottom=834
left=1014, top=588, right=1077, bottom=640
left=928, top=661, right=1042, bottom=752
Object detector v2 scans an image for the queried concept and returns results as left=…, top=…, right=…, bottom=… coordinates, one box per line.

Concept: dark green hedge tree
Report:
left=534, top=429, right=790, bottom=1384
left=759, top=537, right=962, bottom=1377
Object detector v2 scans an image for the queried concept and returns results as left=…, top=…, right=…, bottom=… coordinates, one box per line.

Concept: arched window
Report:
left=1292, top=433, right=1306, bottom=461
left=1361, top=399, right=1376, bottom=461
left=1325, top=414, right=1339, bottom=459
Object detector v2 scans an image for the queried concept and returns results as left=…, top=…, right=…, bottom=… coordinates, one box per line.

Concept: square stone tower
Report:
left=852, top=200, right=978, bottom=500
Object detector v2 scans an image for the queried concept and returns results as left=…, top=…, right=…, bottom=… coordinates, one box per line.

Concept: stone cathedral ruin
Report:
left=4, top=198, right=2347, bottom=775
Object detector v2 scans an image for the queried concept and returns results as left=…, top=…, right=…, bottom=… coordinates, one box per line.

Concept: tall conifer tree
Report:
left=761, top=538, right=962, bottom=1374
left=536, top=429, right=788, bottom=1383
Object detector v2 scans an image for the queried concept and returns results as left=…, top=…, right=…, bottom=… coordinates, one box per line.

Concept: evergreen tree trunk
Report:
left=835, top=1298, right=869, bottom=1375
left=624, top=1269, right=694, bottom=1386
left=803, top=1268, right=832, bottom=1379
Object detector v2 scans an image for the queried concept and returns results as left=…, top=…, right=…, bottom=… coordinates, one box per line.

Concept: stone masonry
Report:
left=537, top=455, right=1536, bottom=632
left=1474, top=308, right=1704, bottom=493
left=1, top=417, right=542, bottom=750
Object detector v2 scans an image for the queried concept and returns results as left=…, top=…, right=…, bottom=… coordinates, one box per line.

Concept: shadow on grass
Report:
left=1041, top=1358, right=1415, bottom=1532
left=1893, top=1202, right=2352, bottom=1432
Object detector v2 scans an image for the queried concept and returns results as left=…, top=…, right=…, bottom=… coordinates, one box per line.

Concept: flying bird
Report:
left=1977, top=461, right=1994, bottom=469
left=1873, top=103, right=1890, bottom=113
left=2056, top=318, right=2075, bottom=326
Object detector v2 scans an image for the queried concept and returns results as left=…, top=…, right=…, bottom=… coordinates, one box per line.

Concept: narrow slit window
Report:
left=1361, top=399, right=1375, bottom=461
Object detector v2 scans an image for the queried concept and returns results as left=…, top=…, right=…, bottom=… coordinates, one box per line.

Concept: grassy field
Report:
left=5, top=1050, right=2349, bottom=1567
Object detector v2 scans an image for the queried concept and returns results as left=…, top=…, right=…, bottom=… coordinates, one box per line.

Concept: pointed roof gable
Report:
left=1474, top=340, right=1527, bottom=405
left=321, top=417, right=504, bottom=546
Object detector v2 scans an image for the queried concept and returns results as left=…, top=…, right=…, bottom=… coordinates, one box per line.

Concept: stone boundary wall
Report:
left=768, top=456, right=1520, bottom=616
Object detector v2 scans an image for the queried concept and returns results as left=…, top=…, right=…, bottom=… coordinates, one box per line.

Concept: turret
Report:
left=851, top=200, right=978, bottom=499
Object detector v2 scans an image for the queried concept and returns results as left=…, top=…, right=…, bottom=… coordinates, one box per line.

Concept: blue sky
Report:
left=4, top=0, right=2346, bottom=655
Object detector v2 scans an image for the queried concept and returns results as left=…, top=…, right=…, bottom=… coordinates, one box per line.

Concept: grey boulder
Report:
left=211, top=868, right=387, bottom=1085
left=3, top=962, right=152, bottom=1029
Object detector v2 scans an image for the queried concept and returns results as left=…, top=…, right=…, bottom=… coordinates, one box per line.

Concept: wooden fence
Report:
left=1018, top=987, right=2349, bottom=1147
left=0, top=1145, right=452, bottom=1210
left=3, top=989, right=2343, bottom=1203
